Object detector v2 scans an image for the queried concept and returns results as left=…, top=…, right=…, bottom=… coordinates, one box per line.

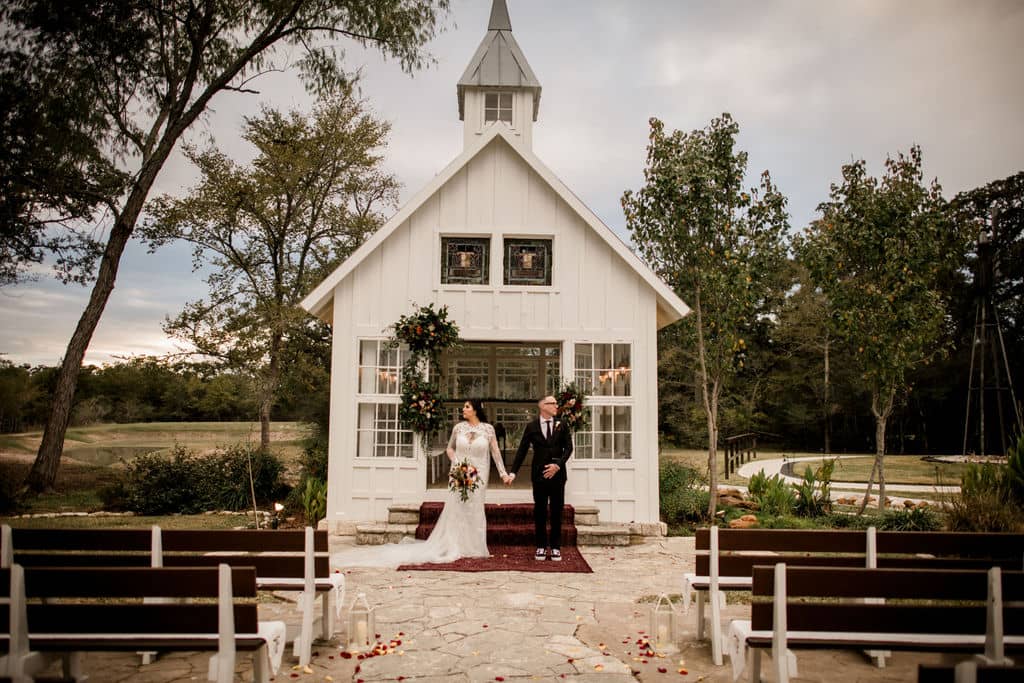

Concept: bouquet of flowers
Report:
left=390, top=303, right=460, bottom=355
left=555, top=382, right=588, bottom=432
left=448, top=459, right=480, bottom=502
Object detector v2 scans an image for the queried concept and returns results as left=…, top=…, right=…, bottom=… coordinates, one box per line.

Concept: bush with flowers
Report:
left=555, top=381, right=588, bottom=432
left=390, top=302, right=459, bottom=355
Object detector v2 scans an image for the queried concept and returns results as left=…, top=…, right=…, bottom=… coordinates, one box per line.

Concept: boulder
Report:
left=728, top=517, right=759, bottom=529
left=904, top=499, right=916, bottom=508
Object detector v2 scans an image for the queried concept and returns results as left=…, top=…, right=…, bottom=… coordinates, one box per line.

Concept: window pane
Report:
left=441, top=237, right=489, bottom=285
left=496, top=358, right=536, bottom=399
left=594, top=343, right=612, bottom=369
left=446, top=358, right=489, bottom=397
left=574, top=431, right=592, bottom=459
left=485, top=93, right=498, bottom=108
left=499, top=93, right=512, bottom=108
left=614, top=405, right=631, bottom=432
left=498, top=109, right=512, bottom=123
left=504, top=239, right=552, bottom=286
left=357, top=402, right=412, bottom=458
left=613, top=433, right=632, bottom=460
left=594, top=432, right=614, bottom=459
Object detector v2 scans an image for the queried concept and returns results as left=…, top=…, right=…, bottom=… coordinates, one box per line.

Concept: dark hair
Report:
left=464, top=398, right=488, bottom=423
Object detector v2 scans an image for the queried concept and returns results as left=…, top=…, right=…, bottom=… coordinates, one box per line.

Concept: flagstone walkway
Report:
left=38, top=535, right=953, bottom=682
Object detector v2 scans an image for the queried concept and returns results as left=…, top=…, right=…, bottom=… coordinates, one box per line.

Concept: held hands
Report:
left=542, top=463, right=560, bottom=479
left=501, top=473, right=515, bottom=486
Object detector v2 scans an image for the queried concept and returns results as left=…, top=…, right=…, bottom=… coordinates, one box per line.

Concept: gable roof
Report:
left=299, top=126, right=690, bottom=328
left=456, top=4, right=541, bottom=121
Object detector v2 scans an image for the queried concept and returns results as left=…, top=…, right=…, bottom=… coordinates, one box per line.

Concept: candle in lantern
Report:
left=356, top=619, right=368, bottom=645
left=657, top=624, right=668, bottom=646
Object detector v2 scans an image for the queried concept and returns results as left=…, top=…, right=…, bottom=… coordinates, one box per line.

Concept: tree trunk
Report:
left=258, top=331, right=284, bottom=452
left=23, top=216, right=138, bottom=492
left=823, top=336, right=832, bottom=456
left=875, top=414, right=887, bottom=511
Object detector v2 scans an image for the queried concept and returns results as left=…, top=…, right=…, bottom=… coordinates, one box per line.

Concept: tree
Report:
left=797, top=146, right=962, bottom=510
left=145, top=93, right=397, bottom=450
left=7, top=0, right=450, bottom=492
left=622, top=114, right=790, bottom=515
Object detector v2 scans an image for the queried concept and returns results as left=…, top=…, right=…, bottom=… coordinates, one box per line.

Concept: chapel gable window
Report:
left=441, top=237, right=490, bottom=285
left=503, top=238, right=552, bottom=286
left=484, top=92, right=513, bottom=123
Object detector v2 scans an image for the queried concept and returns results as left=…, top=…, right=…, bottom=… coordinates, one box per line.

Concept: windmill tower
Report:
left=961, top=209, right=1024, bottom=456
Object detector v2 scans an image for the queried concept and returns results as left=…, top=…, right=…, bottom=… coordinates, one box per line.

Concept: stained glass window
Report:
left=504, top=238, right=552, bottom=286
left=441, top=237, right=489, bottom=285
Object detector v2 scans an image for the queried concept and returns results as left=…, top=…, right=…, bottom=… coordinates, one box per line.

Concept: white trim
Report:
left=299, top=126, right=689, bottom=327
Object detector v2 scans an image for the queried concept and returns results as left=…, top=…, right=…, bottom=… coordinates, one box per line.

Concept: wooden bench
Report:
left=1, top=563, right=285, bottom=682
left=726, top=564, right=1024, bottom=683
left=1, top=524, right=341, bottom=666
left=684, top=526, right=1024, bottom=665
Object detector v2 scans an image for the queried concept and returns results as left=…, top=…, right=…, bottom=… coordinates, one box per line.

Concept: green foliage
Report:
left=300, top=478, right=328, bottom=527
left=659, top=461, right=709, bottom=525
left=878, top=506, right=941, bottom=531
left=822, top=513, right=876, bottom=530
left=747, top=472, right=795, bottom=516
left=792, top=459, right=835, bottom=517
left=103, top=443, right=286, bottom=515
left=1004, top=432, right=1024, bottom=502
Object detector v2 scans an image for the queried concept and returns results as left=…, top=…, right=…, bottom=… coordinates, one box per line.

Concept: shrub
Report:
left=105, top=443, right=287, bottom=515
left=822, top=512, right=875, bottom=530
left=878, top=506, right=941, bottom=531
left=659, top=461, right=708, bottom=525
left=793, top=459, right=834, bottom=517
left=300, top=477, right=327, bottom=526
left=749, top=473, right=795, bottom=516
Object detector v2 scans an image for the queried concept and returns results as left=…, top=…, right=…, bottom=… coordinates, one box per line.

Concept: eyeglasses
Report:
left=541, top=401, right=557, bottom=405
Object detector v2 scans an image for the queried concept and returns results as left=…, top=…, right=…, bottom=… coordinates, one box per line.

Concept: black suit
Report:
left=511, top=417, right=573, bottom=549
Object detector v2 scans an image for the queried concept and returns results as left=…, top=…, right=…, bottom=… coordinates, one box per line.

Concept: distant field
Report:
left=2, top=421, right=312, bottom=467
left=0, top=422, right=313, bottom=515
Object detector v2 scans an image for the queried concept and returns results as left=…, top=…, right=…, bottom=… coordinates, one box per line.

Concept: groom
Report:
left=509, top=395, right=573, bottom=561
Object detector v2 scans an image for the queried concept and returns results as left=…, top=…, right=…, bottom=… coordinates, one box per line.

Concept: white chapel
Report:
left=300, top=0, right=690, bottom=532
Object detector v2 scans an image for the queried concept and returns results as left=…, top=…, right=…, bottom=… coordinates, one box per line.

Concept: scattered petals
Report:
left=658, top=667, right=668, bottom=673
left=495, top=678, right=505, bottom=682
left=594, top=664, right=604, bottom=672
left=339, top=652, right=352, bottom=660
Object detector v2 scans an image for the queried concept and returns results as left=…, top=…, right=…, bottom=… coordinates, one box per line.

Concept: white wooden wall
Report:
left=325, top=136, right=661, bottom=529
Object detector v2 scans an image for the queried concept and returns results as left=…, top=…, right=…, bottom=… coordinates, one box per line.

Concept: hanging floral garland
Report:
left=554, top=381, right=588, bottom=432
left=389, top=303, right=460, bottom=445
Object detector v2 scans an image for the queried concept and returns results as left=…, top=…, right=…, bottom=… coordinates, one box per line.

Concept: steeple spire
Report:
left=457, top=0, right=542, bottom=149
left=488, top=0, right=511, bottom=32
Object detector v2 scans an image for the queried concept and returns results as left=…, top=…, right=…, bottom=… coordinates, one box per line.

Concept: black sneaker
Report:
left=550, top=548, right=562, bottom=562
left=535, top=548, right=547, bottom=561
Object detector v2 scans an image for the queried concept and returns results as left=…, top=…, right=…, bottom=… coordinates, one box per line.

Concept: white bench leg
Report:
left=747, top=647, right=761, bottom=683
left=61, top=652, right=84, bottom=681
left=322, top=591, right=334, bottom=640
left=864, top=649, right=890, bottom=667
left=696, top=591, right=706, bottom=640
left=253, top=644, right=270, bottom=683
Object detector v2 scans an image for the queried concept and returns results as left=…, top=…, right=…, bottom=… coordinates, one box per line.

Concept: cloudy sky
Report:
left=2, top=0, right=1023, bottom=366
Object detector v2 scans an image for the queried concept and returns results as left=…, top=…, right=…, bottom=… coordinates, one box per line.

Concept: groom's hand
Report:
left=542, top=464, right=560, bottom=479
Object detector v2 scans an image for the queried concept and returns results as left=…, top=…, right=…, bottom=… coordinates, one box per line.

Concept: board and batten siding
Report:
left=325, top=136, right=662, bottom=528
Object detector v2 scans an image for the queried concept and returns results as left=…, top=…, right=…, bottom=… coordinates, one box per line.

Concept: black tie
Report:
left=544, top=420, right=551, bottom=439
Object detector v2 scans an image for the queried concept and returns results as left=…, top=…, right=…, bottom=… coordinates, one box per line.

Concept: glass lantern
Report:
left=649, top=593, right=679, bottom=652
left=347, top=592, right=375, bottom=650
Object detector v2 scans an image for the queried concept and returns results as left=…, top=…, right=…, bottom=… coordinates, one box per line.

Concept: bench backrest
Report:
left=3, top=565, right=259, bottom=636
left=5, top=526, right=328, bottom=578
left=695, top=528, right=1024, bottom=577
left=750, top=565, right=1024, bottom=636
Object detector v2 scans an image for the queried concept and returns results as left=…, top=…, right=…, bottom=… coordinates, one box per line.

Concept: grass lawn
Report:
left=659, top=447, right=967, bottom=488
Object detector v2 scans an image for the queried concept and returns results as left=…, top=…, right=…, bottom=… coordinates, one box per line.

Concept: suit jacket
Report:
left=511, top=417, right=573, bottom=483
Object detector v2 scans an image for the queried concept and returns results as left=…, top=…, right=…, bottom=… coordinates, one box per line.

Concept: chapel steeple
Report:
left=457, top=0, right=542, bottom=150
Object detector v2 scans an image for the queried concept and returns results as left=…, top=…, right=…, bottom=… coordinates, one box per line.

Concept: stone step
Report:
left=387, top=502, right=602, bottom=526
left=355, top=521, right=665, bottom=547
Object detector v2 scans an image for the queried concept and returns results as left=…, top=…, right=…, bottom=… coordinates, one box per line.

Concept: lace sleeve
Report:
left=447, top=422, right=461, bottom=450
left=485, top=424, right=507, bottom=477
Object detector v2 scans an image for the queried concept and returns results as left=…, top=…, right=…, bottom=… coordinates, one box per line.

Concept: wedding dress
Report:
left=331, top=421, right=508, bottom=568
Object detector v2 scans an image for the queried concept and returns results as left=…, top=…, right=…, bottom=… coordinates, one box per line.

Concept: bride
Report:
left=332, top=399, right=511, bottom=567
